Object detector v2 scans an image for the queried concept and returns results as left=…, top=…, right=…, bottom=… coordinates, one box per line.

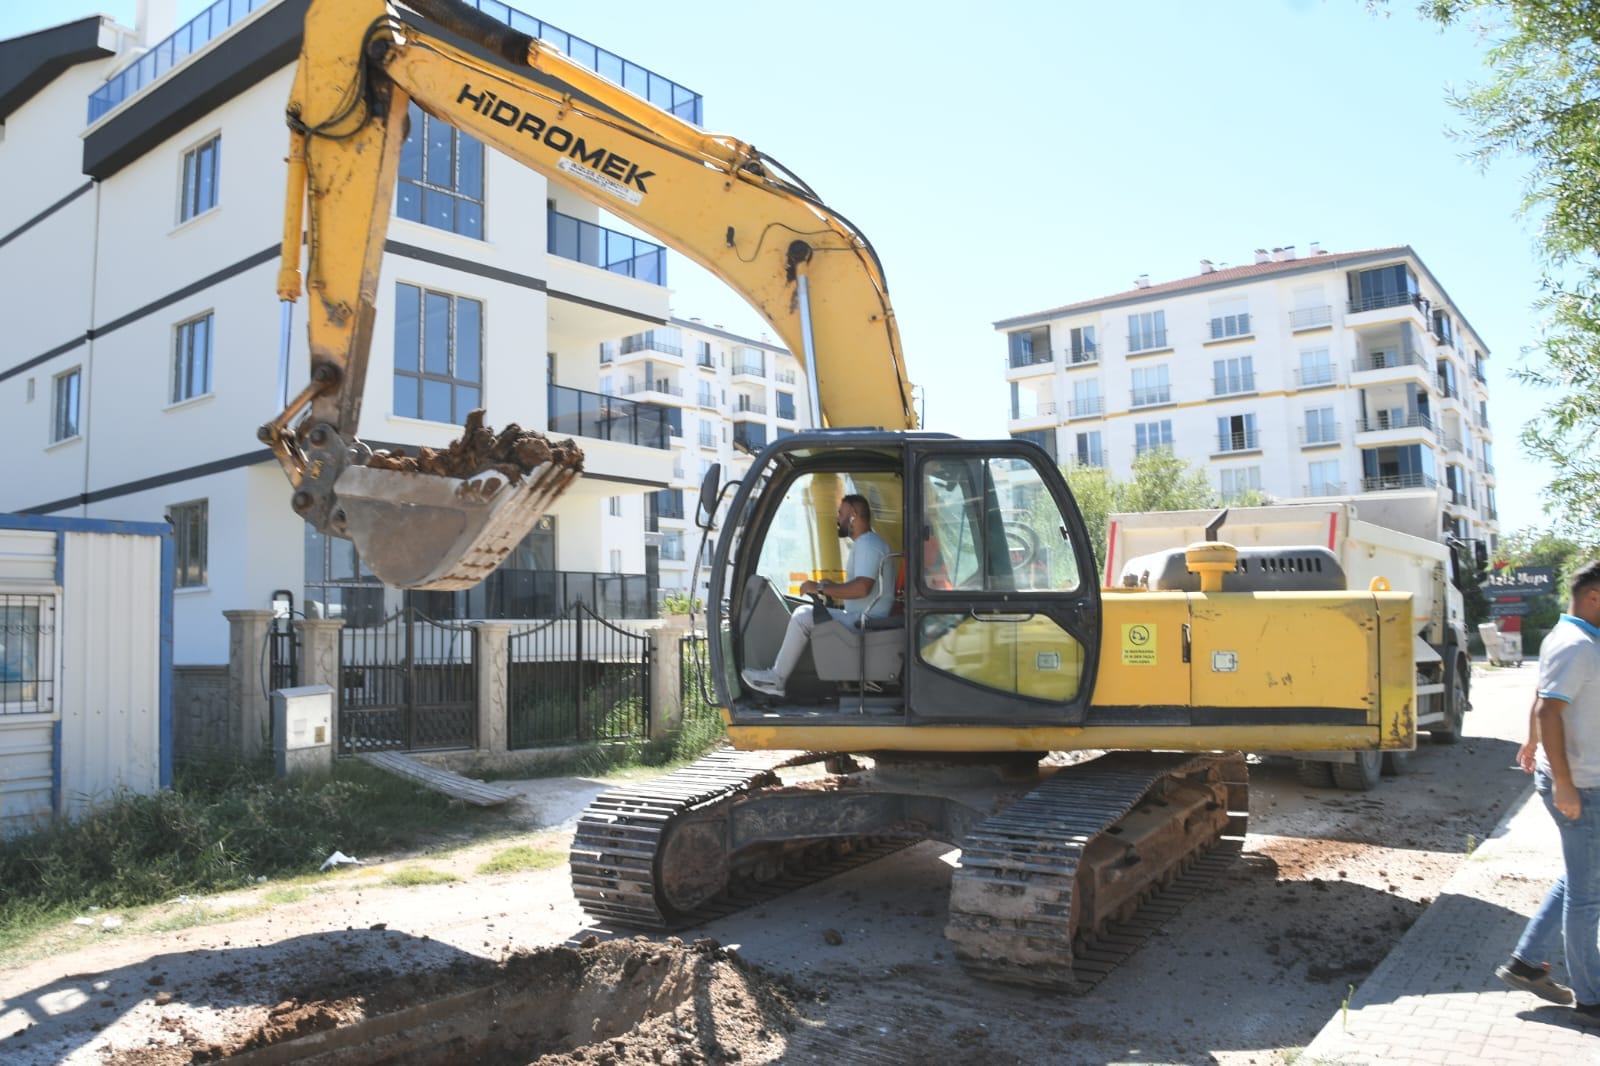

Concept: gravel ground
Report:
left=0, top=662, right=1537, bottom=1065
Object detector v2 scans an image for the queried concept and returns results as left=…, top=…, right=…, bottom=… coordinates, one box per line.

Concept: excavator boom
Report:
left=267, top=0, right=914, bottom=588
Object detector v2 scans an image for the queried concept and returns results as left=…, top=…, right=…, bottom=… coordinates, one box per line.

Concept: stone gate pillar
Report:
left=474, top=622, right=514, bottom=754
left=650, top=618, right=692, bottom=741
left=295, top=618, right=344, bottom=689
left=225, top=609, right=275, bottom=759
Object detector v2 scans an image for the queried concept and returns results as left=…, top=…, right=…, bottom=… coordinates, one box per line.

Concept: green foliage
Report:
left=1065, top=451, right=1218, bottom=571
left=0, top=758, right=470, bottom=946
left=1419, top=0, right=1600, bottom=531
left=1491, top=529, right=1598, bottom=648
left=382, top=866, right=459, bottom=887
left=658, top=592, right=703, bottom=617
left=477, top=844, right=564, bottom=876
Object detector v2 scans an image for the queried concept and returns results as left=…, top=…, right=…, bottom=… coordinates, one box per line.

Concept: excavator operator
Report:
left=741, top=494, right=892, bottom=698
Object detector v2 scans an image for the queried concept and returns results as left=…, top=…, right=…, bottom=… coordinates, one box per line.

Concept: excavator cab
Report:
left=707, top=431, right=1104, bottom=727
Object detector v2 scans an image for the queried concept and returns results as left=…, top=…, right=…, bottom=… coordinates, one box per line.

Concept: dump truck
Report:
left=1106, top=491, right=1469, bottom=790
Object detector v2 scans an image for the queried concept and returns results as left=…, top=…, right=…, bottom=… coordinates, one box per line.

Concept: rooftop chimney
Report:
left=1254, top=248, right=1270, bottom=265
left=1283, top=245, right=1296, bottom=260
left=1135, top=274, right=1151, bottom=289
left=1271, top=246, right=1286, bottom=262
left=1200, top=258, right=1215, bottom=274
left=136, top=0, right=178, bottom=47
left=1309, top=241, right=1324, bottom=256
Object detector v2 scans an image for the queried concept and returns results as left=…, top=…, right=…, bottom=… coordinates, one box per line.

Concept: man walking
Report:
left=1497, top=560, right=1600, bottom=1021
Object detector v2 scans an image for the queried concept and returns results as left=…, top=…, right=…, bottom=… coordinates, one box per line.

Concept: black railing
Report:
left=1356, top=413, right=1434, bottom=433
left=1008, top=350, right=1053, bottom=369
left=1348, top=291, right=1427, bottom=315
left=1361, top=473, right=1438, bottom=492
left=548, top=385, right=670, bottom=449
left=549, top=211, right=666, bottom=285
left=1215, top=430, right=1261, bottom=452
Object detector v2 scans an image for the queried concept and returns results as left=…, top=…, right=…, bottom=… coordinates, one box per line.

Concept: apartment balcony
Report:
left=736, top=400, right=769, bottom=416
left=1351, top=350, right=1433, bottom=389
left=1439, top=433, right=1467, bottom=455
left=1067, top=342, right=1099, bottom=367
left=1301, top=481, right=1349, bottom=497
left=1361, top=473, right=1438, bottom=493
left=695, top=354, right=716, bottom=369
left=1213, top=429, right=1261, bottom=456
left=1130, top=385, right=1173, bottom=408
left=620, top=381, right=685, bottom=401
left=733, top=423, right=768, bottom=452
left=695, top=390, right=717, bottom=410
left=87, top=0, right=275, bottom=122
left=548, top=385, right=670, bottom=449
left=1008, top=401, right=1058, bottom=429
left=1355, top=411, right=1437, bottom=443
left=1006, top=350, right=1054, bottom=380
left=1294, top=363, right=1340, bottom=389
left=1290, top=305, right=1333, bottom=332
left=1345, top=290, right=1430, bottom=331
left=732, top=360, right=766, bottom=380
left=775, top=369, right=798, bottom=385
left=548, top=210, right=666, bottom=285
left=660, top=542, right=687, bottom=563
left=698, top=429, right=718, bottom=449
left=1068, top=396, right=1105, bottom=420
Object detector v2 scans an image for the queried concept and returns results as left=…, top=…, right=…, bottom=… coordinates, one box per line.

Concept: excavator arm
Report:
left=265, top=0, right=914, bottom=589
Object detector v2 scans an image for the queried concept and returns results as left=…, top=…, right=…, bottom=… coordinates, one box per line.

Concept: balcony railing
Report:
left=697, top=391, right=716, bottom=408
left=1208, top=315, right=1251, bottom=341
left=1295, top=364, right=1337, bottom=388
left=1290, top=305, right=1333, bottom=330
left=1128, top=331, right=1169, bottom=354
left=1299, top=424, right=1342, bottom=446
left=1131, top=385, right=1173, bottom=407
left=549, top=211, right=666, bottom=284
left=1215, top=429, right=1261, bottom=453
left=1213, top=373, right=1257, bottom=397
left=422, top=569, right=654, bottom=621
left=660, top=542, right=686, bottom=562
left=1069, top=344, right=1099, bottom=365
left=1302, top=481, right=1349, bottom=497
left=1010, top=401, right=1058, bottom=420
left=620, top=332, right=683, bottom=358
left=1347, top=291, right=1427, bottom=315
left=737, top=400, right=768, bottom=415
left=1007, top=350, right=1053, bottom=369
left=1069, top=396, right=1105, bottom=419
left=622, top=380, right=684, bottom=398
left=1440, top=434, right=1466, bottom=453
left=1352, top=350, right=1430, bottom=374
left=698, top=430, right=718, bottom=448
left=776, top=403, right=797, bottom=421
left=547, top=385, right=670, bottom=449
left=733, top=361, right=765, bottom=378
left=775, top=369, right=798, bottom=384
left=1361, top=473, right=1438, bottom=492
left=1356, top=412, right=1434, bottom=434
left=87, top=0, right=274, bottom=122
left=696, top=354, right=716, bottom=368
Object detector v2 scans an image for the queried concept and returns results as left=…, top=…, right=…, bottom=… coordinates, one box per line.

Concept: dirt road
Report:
left=0, top=663, right=1537, bottom=1065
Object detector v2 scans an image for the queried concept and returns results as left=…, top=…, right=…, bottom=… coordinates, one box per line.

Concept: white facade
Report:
left=597, top=319, right=813, bottom=608
left=0, top=3, right=696, bottom=664
left=997, top=245, right=1499, bottom=550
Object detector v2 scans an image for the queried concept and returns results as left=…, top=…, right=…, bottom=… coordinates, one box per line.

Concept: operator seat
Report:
left=808, top=552, right=905, bottom=688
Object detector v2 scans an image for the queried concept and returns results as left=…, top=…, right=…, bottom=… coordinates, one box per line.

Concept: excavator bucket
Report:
left=334, top=460, right=579, bottom=589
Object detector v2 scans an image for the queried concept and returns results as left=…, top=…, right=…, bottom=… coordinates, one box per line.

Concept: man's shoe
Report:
left=741, top=668, right=785, bottom=698
left=1496, top=959, right=1574, bottom=1005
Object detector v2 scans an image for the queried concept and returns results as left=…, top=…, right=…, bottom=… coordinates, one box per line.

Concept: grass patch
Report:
left=477, top=844, right=564, bottom=876
left=382, top=866, right=459, bottom=887
left=0, top=754, right=487, bottom=955
left=262, top=886, right=311, bottom=905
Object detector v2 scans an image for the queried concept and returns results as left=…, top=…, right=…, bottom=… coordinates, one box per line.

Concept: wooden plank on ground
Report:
left=357, top=751, right=522, bottom=807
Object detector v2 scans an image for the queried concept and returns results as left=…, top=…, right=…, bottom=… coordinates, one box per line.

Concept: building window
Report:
left=696, top=340, right=714, bottom=368
left=1071, top=378, right=1103, bottom=418
left=1219, top=466, right=1262, bottom=502
left=1075, top=431, right=1104, bottom=468
left=1349, top=264, right=1420, bottom=314
left=1209, top=298, right=1250, bottom=340
left=1127, top=310, right=1167, bottom=353
left=1131, top=365, right=1171, bottom=407
left=304, top=525, right=385, bottom=625
left=170, top=500, right=208, bottom=588
left=1297, top=347, right=1334, bottom=388
left=1212, top=355, right=1255, bottom=396
left=698, top=383, right=715, bottom=407
left=394, top=284, right=482, bottom=424
left=777, top=391, right=796, bottom=420
left=1216, top=414, right=1259, bottom=453
left=1308, top=459, right=1342, bottom=497
left=1011, top=429, right=1057, bottom=462
left=1007, top=326, right=1051, bottom=368
left=52, top=368, right=81, bottom=443
left=609, top=549, right=623, bottom=573
left=1069, top=326, right=1097, bottom=364
left=734, top=347, right=766, bottom=376
left=180, top=134, right=220, bottom=222
left=1304, top=407, right=1338, bottom=445
left=608, top=496, right=622, bottom=517
left=0, top=593, right=56, bottom=713
left=661, top=530, right=685, bottom=561
left=1135, top=419, right=1173, bottom=456
left=172, top=312, right=213, bottom=403
left=397, top=101, right=485, bottom=238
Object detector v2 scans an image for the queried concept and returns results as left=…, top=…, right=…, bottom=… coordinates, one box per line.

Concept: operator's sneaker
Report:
left=741, top=668, right=785, bottom=698
left=1496, top=958, right=1574, bottom=1005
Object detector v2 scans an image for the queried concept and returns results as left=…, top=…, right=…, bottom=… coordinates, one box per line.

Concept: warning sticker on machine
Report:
left=558, top=157, right=645, bottom=206
left=1121, top=623, right=1156, bottom=666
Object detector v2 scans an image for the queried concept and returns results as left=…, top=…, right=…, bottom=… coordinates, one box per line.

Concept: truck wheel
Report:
left=1382, top=750, right=1411, bottom=776
left=1431, top=662, right=1467, bottom=745
left=1295, top=759, right=1335, bottom=788
left=1331, top=750, right=1383, bottom=791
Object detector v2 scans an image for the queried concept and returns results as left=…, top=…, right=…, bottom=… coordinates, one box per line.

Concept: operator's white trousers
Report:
left=772, top=605, right=861, bottom=683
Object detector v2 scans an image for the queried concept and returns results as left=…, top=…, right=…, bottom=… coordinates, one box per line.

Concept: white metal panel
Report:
left=57, top=532, right=163, bottom=816
left=0, top=717, right=55, bottom=836
left=0, top=530, right=58, bottom=584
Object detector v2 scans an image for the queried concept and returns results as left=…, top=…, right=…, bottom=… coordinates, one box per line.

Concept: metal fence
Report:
left=338, top=608, right=477, bottom=754
left=506, top=601, right=650, bottom=748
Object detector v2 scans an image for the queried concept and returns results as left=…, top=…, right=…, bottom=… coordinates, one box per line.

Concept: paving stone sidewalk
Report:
left=1303, top=781, right=1599, bottom=1064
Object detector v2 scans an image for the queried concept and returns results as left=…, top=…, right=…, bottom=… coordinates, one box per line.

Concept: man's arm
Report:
left=1535, top=695, right=1580, bottom=819
left=1518, top=695, right=1539, bottom=772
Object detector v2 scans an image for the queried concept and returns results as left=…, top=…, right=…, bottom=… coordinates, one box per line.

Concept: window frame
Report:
left=170, top=499, right=209, bottom=589
left=393, top=282, right=485, bottom=425
left=179, top=133, right=221, bottom=224
left=172, top=311, right=214, bottom=404
left=396, top=102, right=485, bottom=238
left=51, top=367, right=81, bottom=443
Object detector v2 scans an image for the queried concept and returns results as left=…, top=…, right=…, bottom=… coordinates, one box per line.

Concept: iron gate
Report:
left=339, top=607, right=476, bottom=754
left=507, top=600, right=649, bottom=748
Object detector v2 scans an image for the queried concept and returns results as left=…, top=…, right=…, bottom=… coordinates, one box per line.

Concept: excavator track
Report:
left=571, top=748, right=907, bottom=929
left=946, top=751, right=1248, bottom=992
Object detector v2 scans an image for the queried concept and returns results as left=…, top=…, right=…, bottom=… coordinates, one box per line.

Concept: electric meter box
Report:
left=272, top=684, right=335, bottom=777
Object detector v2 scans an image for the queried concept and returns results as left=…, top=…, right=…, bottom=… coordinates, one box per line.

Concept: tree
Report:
left=1420, top=1, right=1600, bottom=532
left=1064, top=452, right=1217, bottom=573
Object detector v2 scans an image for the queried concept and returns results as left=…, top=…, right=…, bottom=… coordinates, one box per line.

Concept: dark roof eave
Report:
left=0, top=17, right=115, bottom=124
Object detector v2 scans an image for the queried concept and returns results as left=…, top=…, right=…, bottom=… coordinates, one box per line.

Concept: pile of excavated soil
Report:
left=101, top=938, right=798, bottom=1066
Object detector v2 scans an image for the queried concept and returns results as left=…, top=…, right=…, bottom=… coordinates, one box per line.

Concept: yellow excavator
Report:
left=271, top=0, right=1416, bottom=990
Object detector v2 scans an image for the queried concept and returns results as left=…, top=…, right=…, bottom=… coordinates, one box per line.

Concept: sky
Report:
left=4, top=0, right=1558, bottom=539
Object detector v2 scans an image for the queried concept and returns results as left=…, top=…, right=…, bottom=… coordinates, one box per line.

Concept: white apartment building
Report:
left=595, top=319, right=812, bottom=609
left=995, top=244, right=1499, bottom=551
left=0, top=1, right=704, bottom=664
